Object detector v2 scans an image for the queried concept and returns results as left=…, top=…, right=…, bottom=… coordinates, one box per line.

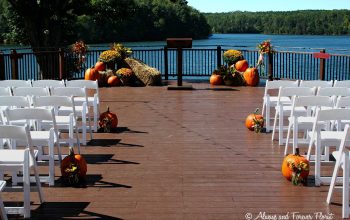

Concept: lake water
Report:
left=2, top=34, right=350, bottom=54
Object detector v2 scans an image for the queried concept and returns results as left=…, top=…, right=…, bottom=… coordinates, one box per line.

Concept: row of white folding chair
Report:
left=262, top=79, right=350, bottom=132
left=0, top=80, right=100, bottom=132
left=0, top=124, right=44, bottom=219
left=3, top=107, right=59, bottom=186
left=271, top=86, right=350, bottom=145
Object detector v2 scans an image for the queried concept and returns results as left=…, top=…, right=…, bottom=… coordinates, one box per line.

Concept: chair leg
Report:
left=271, top=111, right=279, bottom=141
left=30, top=151, right=44, bottom=204
left=278, top=110, right=284, bottom=146
left=48, top=139, right=55, bottom=186
left=284, top=122, right=292, bottom=155
left=23, top=151, right=30, bottom=219
left=266, top=103, right=270, bottom=132
left=327, top=152, right=343, bottom=203
left=0, top=194, right=7, bottom=220
left=343, top=152, right=349, bottom=218
left=315, top=139, right=321, bottom=186
left=93, top=104, right=98, bottom=132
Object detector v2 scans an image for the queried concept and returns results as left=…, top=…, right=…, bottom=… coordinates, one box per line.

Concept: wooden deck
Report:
left=5, top=80, right=344, bottom=219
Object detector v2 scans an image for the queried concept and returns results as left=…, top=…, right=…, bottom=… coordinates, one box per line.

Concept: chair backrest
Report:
left=278, top=86, right=316, bottom=99
left=0, top=87, right=12, bottom=96
left=314, top=108, right=350, bottom=129
left=317, top=87, right=350, bottom=97
left=13, top=87, right=50, bottom=97
left=299, top=80, right=333, bottom=88
left=66, top=80, right=99, bottom=98
left=32, top=95, right=76, bottom=116
left=51, top=87, right=86, bottom=97
left=333, top=80, right=350, bottom=87
left=32, top=80, right=65, bottom=88
left=5, top=107, right=56, bottom=122
left=291, top=95, right=334, bottom=116
left=336, top=96, right=350, bottom=108
left=0, top=96, right=30, bottom=108
left=0, top=124, right=32, bottom=148
left=264, top=80, right=299, bottom=95
left=0, top=80, right=31, bottom=88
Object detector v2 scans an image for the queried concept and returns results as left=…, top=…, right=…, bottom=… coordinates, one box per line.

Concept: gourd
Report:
left=60, top=147, right=87, bottom=186
left=94, top=61, right=106, bottom=72
left=84, top=67, right=100, bottom=81
left=245, top=108, right=264, bottom=132
left=99, top=107, right=118, bottom=132
left=107, top=76, right=121, bottom=87
left=210, top=74, right=223, bottom=85
left=243, top=67, right=260, bottom=86
left=281, top=148, right=309, bottom=185
left=235, top=60, right=249, bottom=72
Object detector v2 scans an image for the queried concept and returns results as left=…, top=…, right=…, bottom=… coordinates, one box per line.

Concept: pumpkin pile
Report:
left=61, top=147, right=87, bottom=186
left=98, top=107, right=118, bottom=132
left=84, top=43, right=135, bottom=87
left=281, top=148, right=310, bottom=185
left=210, top=49, right=260, bottom=87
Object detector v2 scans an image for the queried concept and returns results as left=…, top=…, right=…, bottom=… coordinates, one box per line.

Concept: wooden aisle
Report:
left=5, top=81, right=343, bottom=219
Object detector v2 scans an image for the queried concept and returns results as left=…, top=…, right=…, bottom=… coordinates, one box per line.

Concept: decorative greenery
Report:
left=223, top=49, right=244, bottom=65
left=111, top=43, right=132, bottom=59
left=98, top=50, right=121, bottom=63
left=116, top=68, right=134, bottom=86
left=287, top=159, right=309, bottom=186
left=70, top=40, right=88, bottom=70
left=257, top=40, right=272, bottom=54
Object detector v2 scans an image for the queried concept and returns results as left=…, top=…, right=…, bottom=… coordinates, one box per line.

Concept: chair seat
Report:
left=289, top=116, right=315, bottom=124
left=59, top=106, right=89, bottom=115
left=74, top=97, right=95, bottom=106
left=0, top=150, right=35, bottom=166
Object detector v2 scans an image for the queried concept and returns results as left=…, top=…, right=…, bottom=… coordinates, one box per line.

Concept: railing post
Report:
left=217, top=46, right=222, bottom=69
left=177, top=48, right=183, bottom=86
left=268, top=52, right=273, bottom=81
left=58, top=48, right=65, bottom=80
left=164, top=46, right=168, bottom=80
left=319, top=49, right=326, bottom=80
left=10, top=49, right=21, bottom=80
left=0, top=52, right=5, bottom=80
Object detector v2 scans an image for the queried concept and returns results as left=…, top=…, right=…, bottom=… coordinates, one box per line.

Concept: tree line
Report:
left=205, top=10, right=350, bottom=35
left=0, top=0, right=211, bottom=48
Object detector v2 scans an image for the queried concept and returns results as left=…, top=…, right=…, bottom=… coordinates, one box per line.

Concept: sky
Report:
left=186, top=0, right=350, bottom=13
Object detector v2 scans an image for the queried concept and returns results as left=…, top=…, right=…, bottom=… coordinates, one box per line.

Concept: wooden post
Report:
left=268, top=52, right=273, bottom=81
left=58, top=48, right=65, bottom=80
left=164, top=46, right=168, bottom=80
left=0, top=52, right=5, bottom=80
left=217, top=46, right=222, bottom=69
left=319, top=49, right=326, bottom=80
left=10, top=49, right=21, bottom=80
left=177, top=48, right=183, bottom=86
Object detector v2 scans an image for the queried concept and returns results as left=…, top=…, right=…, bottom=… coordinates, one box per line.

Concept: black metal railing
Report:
left=0, top=46, right=350, bottom=81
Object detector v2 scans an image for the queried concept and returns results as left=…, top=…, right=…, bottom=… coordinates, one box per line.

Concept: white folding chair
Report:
left=317, top=87, right=350, bottom=105
left=32, top=79, right=65, bottom=90
left=33, top=95, right=81, bottom=153
left=262, top=80, right=299, bottom=132
left=271, top=87, right=316, bottom=145
left=284, top=96, right=334, bottom=155
left=66, top=80, right=100, bottom=132
left=0, top=87, right=12, bottom=96
left=0, top=80, right=31, bottom=88
left=333, top=80, right=350, bottom=87
left=0, top=124, right=44, bottom=218
left=12, top=87, right=50, bottom=106
left=5, top=108, right=60, bottom=186
left=299, top=80, right=333, bottom=88
left=307, top=109, right=350, bottom=186
left=0, top=180, right=7, bottom=220
left=51, top=87, right=93, bottom=145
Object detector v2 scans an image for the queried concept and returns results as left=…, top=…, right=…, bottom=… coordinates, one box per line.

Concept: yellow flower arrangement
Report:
left=111, top=43, right=132, bottom=59
left=99, top=50, right=121, bottom=63
left=116, top=68, right=134, bottom=78
left=223, top=49, right=244, bottom=65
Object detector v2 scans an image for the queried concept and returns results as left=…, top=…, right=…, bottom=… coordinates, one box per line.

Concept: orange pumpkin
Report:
left=107, top=76, right=121, bottom=87
left=61, top=147, right=87, bottom=185
left=94, top=61, right=106, bottom=72
left=99, top=107, right=118, bottom=132
left=245, top=108, right=264, bottom=132
left=243, top=67, right=260, bottom=86
left=235, top=60, right=249, bottom=72
left=210, top=74, right=223, bottom=85
left=282, top=148, right=309, bottom=185
left=84, top=67, right=100, bottom=81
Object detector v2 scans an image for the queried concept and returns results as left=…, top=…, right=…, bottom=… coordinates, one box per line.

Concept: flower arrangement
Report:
left=111, top=43, right=132, bottom=60
left=99, top=50, right=121, bottom=63
left=223, top=49, right=244, bottom=65
left=287, top=159, right=309, bottom=185
left=70, top=40, right=88, bottom=70
left=257, top=40, right=272, bottom=54
left=116, top=68, right=134, bottom=86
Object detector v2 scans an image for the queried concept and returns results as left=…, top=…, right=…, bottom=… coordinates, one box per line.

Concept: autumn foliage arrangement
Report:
left=282, top=148, right=310, bottom=185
